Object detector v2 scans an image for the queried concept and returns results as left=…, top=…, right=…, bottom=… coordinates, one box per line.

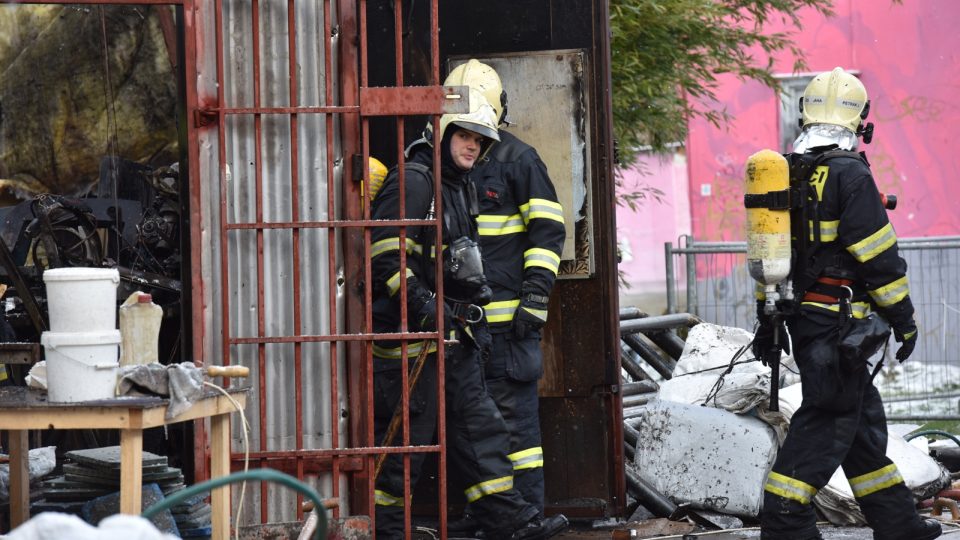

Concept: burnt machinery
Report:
left=0, top=156, right=183, bottom=365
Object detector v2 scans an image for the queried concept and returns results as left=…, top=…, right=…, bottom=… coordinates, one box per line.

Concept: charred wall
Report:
left=363, top=0, right=623, bottom=518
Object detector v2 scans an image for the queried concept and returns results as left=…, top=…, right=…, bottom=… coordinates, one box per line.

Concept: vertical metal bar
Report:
left=213, top=0, right=230, bottom=497
left=322, top=0, right=341, bottom=523
left=358, top=0, right=377, bottom=527
left=664, top=241, right=675, bottom=314
left=389, top=3, right=414, bottom=536
left=250, top=0, right=269, bottom=523
left=285, top=0, right=306, bottom=520
left=183, top=0, right=211, bottom=487
left=685, top=237, right=697, bottom=316
left=427, top=0, right=447, bottom=534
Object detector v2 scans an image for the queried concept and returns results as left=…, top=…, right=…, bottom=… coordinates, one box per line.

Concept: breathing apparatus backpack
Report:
left=745, top=146, right=876, bottom=315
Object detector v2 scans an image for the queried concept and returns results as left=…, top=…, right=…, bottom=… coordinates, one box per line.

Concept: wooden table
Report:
left=0, top=386, right=247, bottom=539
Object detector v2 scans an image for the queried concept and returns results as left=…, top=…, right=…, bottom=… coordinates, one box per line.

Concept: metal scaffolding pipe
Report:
left=620, top=313, right=701, bottom=334
left=621, top=380, right=658, bottom=396
left=623, top=393, right=654, bottom=409
left=619, top=307, right=649, bottom=321
left=625, top=466, right=677, bottom=517
left=646, top=330, right=686, bottom=360
left=620, top=350, right=651, bottom=382
left=623, top=404, right=651, bottom=420
left=623, top=421, right=639, bottom=448
left=623, top=334, right=675, bottom=379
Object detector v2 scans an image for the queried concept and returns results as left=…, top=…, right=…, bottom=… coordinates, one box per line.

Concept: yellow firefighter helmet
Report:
left=444, top=59, right=506, bottom=125
left=366, top=156, right=389, bottom=201
left=438, top=87, right=500, bottom=143
left=800, top=67, right=869, bottom=133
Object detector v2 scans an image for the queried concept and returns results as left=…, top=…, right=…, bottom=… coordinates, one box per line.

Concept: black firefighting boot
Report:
left=447, top=512, right=482, bottom=538
left=874, top=517, right=942, bottom=540
left=509, top=514, right=569, bottom=540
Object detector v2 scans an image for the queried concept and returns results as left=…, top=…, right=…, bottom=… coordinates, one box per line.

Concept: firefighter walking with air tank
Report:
left=744, top=67, right=940, bottom=540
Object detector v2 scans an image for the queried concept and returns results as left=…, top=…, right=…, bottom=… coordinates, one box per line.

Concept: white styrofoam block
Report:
left=633, top=399, right=778, bottom=517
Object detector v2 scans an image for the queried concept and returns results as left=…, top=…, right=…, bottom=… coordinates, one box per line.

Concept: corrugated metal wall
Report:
left=195, top=0, right=347, bottom=524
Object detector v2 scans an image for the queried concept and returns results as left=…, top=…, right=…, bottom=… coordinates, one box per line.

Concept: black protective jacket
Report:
left=472, top=131, right=565, bottom=331
left=793, top=148, right=914, bottom=334
left=370, top=143, right=481, bottom=338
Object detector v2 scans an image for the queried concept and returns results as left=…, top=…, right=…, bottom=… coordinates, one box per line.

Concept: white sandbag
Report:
left=633, top=399, right=778, bottom=517
left=9, top=512, right=179, bottom=540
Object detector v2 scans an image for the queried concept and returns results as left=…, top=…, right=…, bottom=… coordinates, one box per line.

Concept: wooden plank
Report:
left=119, top=424, right=143, bottom=515
left=140, top=392, right=248, bottom=428
left=210, top=413, right=231, bottom=540
left=8, top=429, right=29, bottom=527
left=0, top=409, right=130, bottom=430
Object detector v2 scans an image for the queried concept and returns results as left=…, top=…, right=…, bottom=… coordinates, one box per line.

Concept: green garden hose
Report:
left=141, top=468, right=327, bottom=540
left=904, top=429, right=960, bottom=448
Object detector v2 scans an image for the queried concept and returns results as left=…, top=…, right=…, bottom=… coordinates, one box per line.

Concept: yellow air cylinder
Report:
left=745, top=149, right=791, bottom=308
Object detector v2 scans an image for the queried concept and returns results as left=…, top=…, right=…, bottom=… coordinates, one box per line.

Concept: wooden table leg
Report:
left=120, top=428, right=143, bottom=515
left=9, top=429, right=29, bottom=528
left=210, top=413, right=231, bottom=540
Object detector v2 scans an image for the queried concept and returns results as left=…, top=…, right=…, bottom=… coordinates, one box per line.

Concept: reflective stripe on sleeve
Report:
left=519, top=199, right=564, bottom=224
left=477, top=213, right=525, bottom=236
left=523, top=247, right=561, bottom=274
left=869, top=276, right=909, bottom=308
left=464, top=475, right=514, bottom=503
left=849, top=464, right=904, bottom=498
left=847, top=223, right=896, bottom=263
left=385, top=268, right=414, bottom=296
left=375, top=489, right=405, bottom=507
left=520, top=306, right=547, bottom=323
left=485, top=299, right=521, bottom=323
left=508, top=447, right=544, bottom=471
left=764, top=471, right=817, bottom=504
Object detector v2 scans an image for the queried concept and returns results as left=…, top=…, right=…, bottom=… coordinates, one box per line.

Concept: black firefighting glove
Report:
left=512, top=292, right=549, bottom=339
left=894, top=321, right=918, bottom=363
left=406, top=276, right=450, bottom=332
left=752, top=303, right=789, bottom=365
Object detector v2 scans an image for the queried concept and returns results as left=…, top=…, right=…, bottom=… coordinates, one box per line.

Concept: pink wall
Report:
left=616, top=153, right=690, bottom=309
left=687, top=0, right=960, bottom=242
left=616, top=0, right=959, bottom=298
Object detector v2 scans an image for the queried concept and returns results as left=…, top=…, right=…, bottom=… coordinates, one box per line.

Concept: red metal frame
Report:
left=196, top=0, right=453, bottom=533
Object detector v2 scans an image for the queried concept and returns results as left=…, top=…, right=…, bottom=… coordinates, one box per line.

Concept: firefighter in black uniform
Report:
left=370, top=88, right=565, bottom=540
left=443, top=60, right=566, bottom=533
left=757, top=68, right=940, bottom=540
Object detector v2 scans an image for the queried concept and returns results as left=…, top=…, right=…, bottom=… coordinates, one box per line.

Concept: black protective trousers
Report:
left=760, top=309, right=926, bottom=540
left=484, top=331, right=545, bottom=514
left=373, top=336, right=536, bottom=539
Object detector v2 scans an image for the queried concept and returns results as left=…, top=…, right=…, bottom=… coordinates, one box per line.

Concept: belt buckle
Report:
left=839, top=285, right=854, bottom=319
left=465, top=305, right=484, bottom=324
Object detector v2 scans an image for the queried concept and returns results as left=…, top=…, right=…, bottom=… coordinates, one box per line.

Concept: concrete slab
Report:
left=65, top=446, right=167, bottom=470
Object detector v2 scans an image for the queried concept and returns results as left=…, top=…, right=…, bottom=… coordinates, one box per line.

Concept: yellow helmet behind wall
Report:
left=444, top=59, right=506, bottom=125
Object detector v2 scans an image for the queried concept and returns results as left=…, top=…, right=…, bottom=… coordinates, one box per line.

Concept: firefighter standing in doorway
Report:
left=755, top=67, right=940, bottom=540
left=369, top=88, right=565, bottom=540
left=444, top=59, right=566, bottom=536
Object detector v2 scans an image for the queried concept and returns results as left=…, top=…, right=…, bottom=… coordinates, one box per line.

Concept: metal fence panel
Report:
left=665, top=235, right=960, bottom=420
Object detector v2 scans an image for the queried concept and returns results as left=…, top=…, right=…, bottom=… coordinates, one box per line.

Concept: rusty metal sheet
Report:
left=359, top=85, right=468, bottom=116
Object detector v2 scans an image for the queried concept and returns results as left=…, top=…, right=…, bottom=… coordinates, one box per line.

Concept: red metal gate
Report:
left=190, top=0, right=460, bottom=533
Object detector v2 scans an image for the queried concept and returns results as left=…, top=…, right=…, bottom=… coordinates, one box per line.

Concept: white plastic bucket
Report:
left=41, top=330, right=121, bottom=402
left=43, top=268, right=120, bottom=332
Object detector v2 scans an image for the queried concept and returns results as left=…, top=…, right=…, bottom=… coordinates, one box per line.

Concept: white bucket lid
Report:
left=41, top=330, right=122, bottom=347
left=43, top=267, right=120, bottom=283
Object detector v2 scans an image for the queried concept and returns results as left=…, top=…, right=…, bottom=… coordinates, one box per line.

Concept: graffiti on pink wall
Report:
left=687, top=0, right=960, bottom=245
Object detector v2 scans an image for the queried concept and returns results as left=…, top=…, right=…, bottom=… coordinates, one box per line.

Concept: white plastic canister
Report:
left=119, top=291, right=163, bottom=366
left=43, top=267, right=120, bottom=332
left=41, top=329, right=121, bottom=402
